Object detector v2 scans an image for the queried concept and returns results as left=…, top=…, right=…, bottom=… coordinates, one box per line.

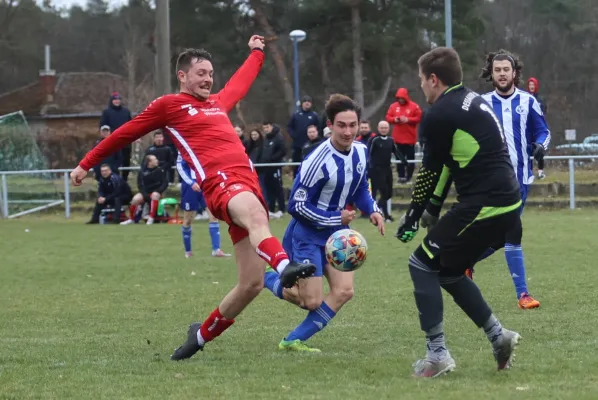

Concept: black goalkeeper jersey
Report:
left=412, top=84, right=520, bottom=212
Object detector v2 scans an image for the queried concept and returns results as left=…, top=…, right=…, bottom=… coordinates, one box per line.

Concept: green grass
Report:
left=1, top=211, right=597, bottom=399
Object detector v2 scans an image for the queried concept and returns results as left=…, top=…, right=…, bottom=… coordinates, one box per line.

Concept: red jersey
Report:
left=79, top=49, right=265, bottom=184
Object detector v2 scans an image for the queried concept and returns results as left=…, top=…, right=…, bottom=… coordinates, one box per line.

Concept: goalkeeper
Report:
left=395, top=47, right=522, bottom=378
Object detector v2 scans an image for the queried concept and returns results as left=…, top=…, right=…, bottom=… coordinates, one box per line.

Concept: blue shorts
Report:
left=282, top=219, right=327, bottom=277
left=181, top=183, right=205, bottom=212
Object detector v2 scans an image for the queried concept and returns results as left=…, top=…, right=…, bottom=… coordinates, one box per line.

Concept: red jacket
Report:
left=385, top=88, right=422, bottom=145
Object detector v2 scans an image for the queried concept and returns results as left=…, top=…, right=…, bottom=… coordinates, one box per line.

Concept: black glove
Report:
left=532, top=143, right=545, bottom=162
left=396, top=213, right=419, bottom=243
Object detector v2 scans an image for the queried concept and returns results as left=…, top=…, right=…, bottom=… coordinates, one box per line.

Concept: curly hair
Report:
left=480, top=49, right=524, bottom=87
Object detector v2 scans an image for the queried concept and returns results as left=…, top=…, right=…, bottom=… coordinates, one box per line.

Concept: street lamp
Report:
left=289, top=29, right=307, bottom=112
left=445, top=0, right=452, bottom=48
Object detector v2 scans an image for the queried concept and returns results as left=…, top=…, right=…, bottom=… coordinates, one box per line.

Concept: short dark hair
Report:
left=360, top=120, right=370, bottom=125
left=418, top=47, right=463, bottom=87
left=100, top=164, right=111, bottom=169
left=262, top=121, right=272, bottom=126
left=325, top=94, right=361, bottom=124
left=306, top=124, right=318, bottom=130
left=154, top=131, right=163, bottom=137
left=175, top=48, right=212, bottom=73
left=480, top=49, right=524, bottom=87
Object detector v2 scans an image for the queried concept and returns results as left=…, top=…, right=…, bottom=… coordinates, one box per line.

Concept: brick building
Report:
left=0, top=70, right=136, bottom=168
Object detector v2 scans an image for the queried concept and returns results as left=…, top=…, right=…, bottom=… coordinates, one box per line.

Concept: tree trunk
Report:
left=250, top=0, right=296, bottom=116
left=319, top=50, right=332, bottom=95
left=350, top=2, right=364, bottom=108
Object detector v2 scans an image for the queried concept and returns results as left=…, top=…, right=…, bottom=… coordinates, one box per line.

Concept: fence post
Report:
left=1, top=174, right=8, bottom=218
left=64, top=172, right=71, bottom=219
left=568, top=158, right=575, bottom=210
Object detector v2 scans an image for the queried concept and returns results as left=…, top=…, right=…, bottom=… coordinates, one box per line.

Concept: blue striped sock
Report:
left=286, top=301, right=336, bottom=342
left=505, top=243, right=528, bottom=298
left=264, top=270, right=283, bottom=299
left=209, top=222, right=220, bottom=251
left=182, top=226, right=192, bottom=252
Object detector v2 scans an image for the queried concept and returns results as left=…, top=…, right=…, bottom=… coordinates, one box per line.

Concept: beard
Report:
left=493, top=79, right=514, bottom=94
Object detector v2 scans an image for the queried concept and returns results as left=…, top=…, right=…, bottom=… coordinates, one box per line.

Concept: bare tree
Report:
left=250, top=0, right=296, bottom=115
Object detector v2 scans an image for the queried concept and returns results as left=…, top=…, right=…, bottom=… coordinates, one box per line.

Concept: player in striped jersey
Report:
left=263, top=94, right=385, bottom=352
left=477, top=50, right=549, bottom=309
left=176, top=154, right=231, bottom=258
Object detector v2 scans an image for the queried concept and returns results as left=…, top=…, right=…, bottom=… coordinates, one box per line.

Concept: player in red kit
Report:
left=70, top=35, right=316, bottom=360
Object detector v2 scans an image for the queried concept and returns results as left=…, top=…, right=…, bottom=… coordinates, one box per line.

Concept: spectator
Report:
left=121, top=154, right=168, bottom=225
left=245, top=129, right=268, bottom=202
left=357, top=120, right=376, bottom=148
left=92, top=125, right=122, bottom=181
left=261, top=121, right=286, bottom=218
left=100, top=91, right=133, bottom=182
left=87, top=164, right=132, bottom=224
left=287, top=95, right=319, bottom=176
left=302, top=124, right=324, bottom=160
left=385, top=87, right=422, bottom=184
left=318, top=110, right=329, bottom=137
left=234, top=125, right=249, bottom=149
left=527, top=77, right=547, bottom=115
left=367, top=121, right=406, bottom=222
left=144, top=131, right=175, bottom=184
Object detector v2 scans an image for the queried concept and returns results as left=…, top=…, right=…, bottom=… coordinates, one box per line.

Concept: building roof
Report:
left=0, top=72, right=128, bottom=118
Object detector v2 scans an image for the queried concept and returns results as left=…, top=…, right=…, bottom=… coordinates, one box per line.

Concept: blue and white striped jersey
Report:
left=176, top=153, right=196, bottom=187
left=287, top=138, right=379, bottom=237
left=482, top=88, right=551, bottom=185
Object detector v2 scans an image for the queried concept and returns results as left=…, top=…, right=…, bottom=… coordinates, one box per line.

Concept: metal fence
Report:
left=0, top=155, right=596, bottom=219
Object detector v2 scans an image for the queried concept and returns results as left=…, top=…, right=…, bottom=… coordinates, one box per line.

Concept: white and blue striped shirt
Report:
left=482, top=88, right=551, bottom=185
left=287, top=138, right=379, bottom=229
left=176, top=153, right=195, bottom=187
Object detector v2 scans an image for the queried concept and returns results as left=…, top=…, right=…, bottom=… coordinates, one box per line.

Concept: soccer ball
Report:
left=325, top=229, right=368, bottom=272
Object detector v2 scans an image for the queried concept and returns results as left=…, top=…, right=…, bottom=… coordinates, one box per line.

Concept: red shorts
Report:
left=201, top=167, right=268, bottom=244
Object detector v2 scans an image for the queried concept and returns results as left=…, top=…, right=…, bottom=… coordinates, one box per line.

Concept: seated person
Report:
left=92, top=125, right=122, bottom=181
left=144, top=131, right=175, bottom=183
left=121, top=154, right=168, bottom=225
left=87, top=164, right=132, bottom=224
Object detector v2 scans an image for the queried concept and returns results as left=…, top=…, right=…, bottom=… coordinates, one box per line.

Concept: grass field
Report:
left=1, top=211, right=597, bottom=399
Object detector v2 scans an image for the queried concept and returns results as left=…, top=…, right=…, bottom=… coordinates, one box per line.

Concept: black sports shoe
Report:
left=279, top=261, right=316, bottom=288
left=171, top=322, right=203, bottom=361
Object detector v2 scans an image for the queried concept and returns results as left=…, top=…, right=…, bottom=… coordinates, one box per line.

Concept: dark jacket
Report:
left=302, top=137, right=324, bottom=160
left=287, top=109, right=320, bottom=149
left=100, top=100, right=132, bottom=147
left=367, top=135, right=406, bottom=168
left=144, top=144, right=174, bottom=170
left=92, top=138, right=122, bottom=180
left=246, top=138, right=264, bottom=165
left=138, top=166, right=168, bottom=196
left=98, top=172, right=132, bottom=202
left=261, top=125, right=287, bottom=165
left=357, top=131, right=376, bottom=149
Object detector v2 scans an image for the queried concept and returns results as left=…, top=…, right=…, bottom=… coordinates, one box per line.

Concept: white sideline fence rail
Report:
left=0, top=155, right=596, bottom=219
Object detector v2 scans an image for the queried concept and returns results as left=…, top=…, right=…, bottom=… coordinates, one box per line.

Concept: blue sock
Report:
left=286, top=301, right=337, bottom=342
left=264, top=270, right=284, bottom=299
left=209, top=222, right=220, bottom=251
left=505, top=243, right=528, bottom=298
left=182, top=225, right=192, bottom=252
left=478, top=247, right=496, bottom=262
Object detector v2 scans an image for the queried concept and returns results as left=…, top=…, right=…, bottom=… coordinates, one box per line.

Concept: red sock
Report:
left=129, top=205, right=137, bottom=219
left=256, top=237, right=289, bottom=271
left=199, top=307, right=235, bottom=343
left=150, top=199, right=158, bottom=218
